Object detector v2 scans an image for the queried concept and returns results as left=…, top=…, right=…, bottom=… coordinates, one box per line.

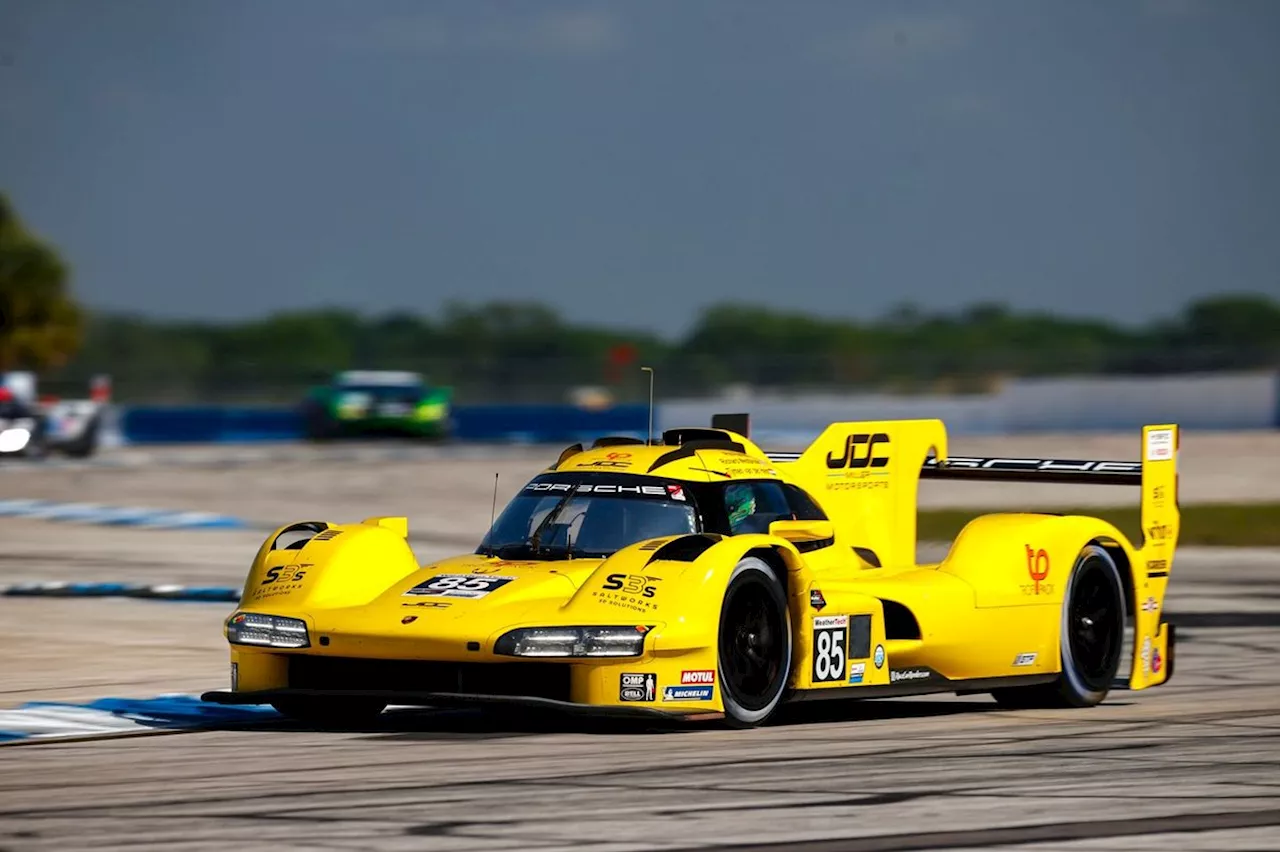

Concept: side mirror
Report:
left=768, top=519, right=835, bottom=543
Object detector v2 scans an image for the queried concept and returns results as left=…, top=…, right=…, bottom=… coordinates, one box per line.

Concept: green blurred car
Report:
left=301, top=371, right=453, bottom=441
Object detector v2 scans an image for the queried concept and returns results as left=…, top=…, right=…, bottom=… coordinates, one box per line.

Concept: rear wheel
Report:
left=717, top=556, right=792, bottom=727
left=271, top=697, right=387, bottom=728
left=992, top=544, right=1126, bottom=709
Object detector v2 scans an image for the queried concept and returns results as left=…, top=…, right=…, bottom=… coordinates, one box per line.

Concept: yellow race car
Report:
left=203, top=415, right=1180, bottom=728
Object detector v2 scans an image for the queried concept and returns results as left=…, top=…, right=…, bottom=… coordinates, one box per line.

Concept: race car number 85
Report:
left=812, top=615, right=849, bottom=683
left=404, top=574, right=516, bottom=599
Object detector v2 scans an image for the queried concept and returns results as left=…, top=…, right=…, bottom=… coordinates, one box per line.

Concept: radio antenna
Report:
left=641, top=366, right=655, bottom=445
left=490, top=473, right=499, bottom=530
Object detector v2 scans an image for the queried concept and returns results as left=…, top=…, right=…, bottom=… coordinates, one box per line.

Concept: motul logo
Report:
left=681, top=670, right=715, bottom=685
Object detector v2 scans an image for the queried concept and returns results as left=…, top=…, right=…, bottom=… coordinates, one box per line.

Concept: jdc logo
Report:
left=826, top=433, right=890, bottom=470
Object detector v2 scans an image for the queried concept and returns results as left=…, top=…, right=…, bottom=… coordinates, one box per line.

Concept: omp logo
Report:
left=619, top=672, right=656, bottom=702
left=826, top=433, right=890, bottom=470
left=602, top=573, right=658, bottom=598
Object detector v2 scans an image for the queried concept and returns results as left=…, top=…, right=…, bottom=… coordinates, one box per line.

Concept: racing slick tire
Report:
left=991, top=543, right=1126, bottom=709
left=717, top=556, right=792, bottom=728
left=60, top=413, right=100, bottom=459
left=271, top=697, right=387, bottom=728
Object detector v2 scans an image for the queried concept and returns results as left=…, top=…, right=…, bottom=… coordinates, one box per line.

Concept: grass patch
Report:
left=916, top=502, right=1280, bottom=548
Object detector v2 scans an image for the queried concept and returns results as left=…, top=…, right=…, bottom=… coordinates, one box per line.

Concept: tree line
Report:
left=46, top=293, right=1280, bottom=404
left=3, top=192, right=1279, bottom=404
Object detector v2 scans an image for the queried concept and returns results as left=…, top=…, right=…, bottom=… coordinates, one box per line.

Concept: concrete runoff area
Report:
left=0, top=439, right=1278, bottom=850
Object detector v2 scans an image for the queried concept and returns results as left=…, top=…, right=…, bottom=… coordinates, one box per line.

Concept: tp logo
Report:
left=1026, top=546, right=1050, bottom=595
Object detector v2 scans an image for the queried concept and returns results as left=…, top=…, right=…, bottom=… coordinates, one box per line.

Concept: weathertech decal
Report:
left=812, top=615, right=849, bottom=684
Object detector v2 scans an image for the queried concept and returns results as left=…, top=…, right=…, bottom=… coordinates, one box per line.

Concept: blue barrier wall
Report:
left=121, top=407, right=303, bottom=444
left=114, top=371, right=1280, bottom=447
left=118, top=404, right=652, bottom=445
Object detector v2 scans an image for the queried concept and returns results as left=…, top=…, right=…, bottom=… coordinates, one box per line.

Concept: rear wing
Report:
left=918, top=456, right=1140, bottom=486
left=764, top=450, right=1143, bottom=485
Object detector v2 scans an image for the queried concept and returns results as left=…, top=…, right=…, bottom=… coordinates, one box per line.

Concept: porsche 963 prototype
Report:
left=204, top=415, right=1180, bottom=727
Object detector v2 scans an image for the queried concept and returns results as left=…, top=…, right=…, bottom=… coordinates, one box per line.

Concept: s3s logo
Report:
left=261, top=565, right=308, bottom=585
left=602, top=573, right=658, bottom=598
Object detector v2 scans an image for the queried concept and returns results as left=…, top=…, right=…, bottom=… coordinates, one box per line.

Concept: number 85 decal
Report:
left=812, top=615, right=849, bottom=683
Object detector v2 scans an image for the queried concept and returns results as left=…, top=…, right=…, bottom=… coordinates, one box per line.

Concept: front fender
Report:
left=559, top=533, right=804, bottom=649
left=239, top=517, right=421, bottom=611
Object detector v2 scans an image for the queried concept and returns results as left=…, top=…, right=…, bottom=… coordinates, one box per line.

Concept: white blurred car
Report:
left=0, top=374, right=110, bottom=460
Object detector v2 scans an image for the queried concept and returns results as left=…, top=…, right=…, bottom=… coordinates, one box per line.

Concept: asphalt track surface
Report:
left=0, top=534, right=1277, bottom=851
left=1, top=439, right=1280, bottom=851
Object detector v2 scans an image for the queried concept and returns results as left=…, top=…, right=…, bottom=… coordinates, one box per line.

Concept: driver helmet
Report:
left=725, top=484, right=756, bottom=529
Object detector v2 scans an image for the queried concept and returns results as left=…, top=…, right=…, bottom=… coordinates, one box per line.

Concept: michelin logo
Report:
left=662, top=685, right=713, bottom=702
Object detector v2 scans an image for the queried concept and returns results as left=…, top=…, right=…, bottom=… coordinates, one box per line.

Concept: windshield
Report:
left=479, top=477, right=699, bottom=559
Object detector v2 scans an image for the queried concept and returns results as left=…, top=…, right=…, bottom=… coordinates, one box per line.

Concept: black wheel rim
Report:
left=1067, top=558, right=1123, bottom=690
left=719, top=575, right=785, bottom=712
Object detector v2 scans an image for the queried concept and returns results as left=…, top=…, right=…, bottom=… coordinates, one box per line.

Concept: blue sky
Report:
left=2, top=0, right=1277, bottom=333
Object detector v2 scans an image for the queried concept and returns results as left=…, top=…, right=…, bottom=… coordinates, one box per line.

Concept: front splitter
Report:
left=200, top=688, right=723, bottom=723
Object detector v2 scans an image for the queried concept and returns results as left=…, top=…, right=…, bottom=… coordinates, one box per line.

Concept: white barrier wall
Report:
left=660, top=371, right=1280, bottom=443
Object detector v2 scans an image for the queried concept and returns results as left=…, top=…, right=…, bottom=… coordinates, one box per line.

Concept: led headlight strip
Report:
left=494, top=625, right=653, bottom=658
left=227, top=612, right=310, bottom=649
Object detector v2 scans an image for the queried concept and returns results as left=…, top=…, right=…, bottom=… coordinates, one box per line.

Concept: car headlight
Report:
left=494, top=625, right=652, bottom=658
left=0, top=428, right=31, bottom=453
left=227, top=612, right=310, bottom=649
left=416, top=401, right=447, bottom=421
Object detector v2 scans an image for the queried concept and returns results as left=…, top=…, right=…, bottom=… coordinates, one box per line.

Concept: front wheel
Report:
left=992, top=544, right=1126, bottom=709
left=271, top=697, right=387, bottom=728
left=717, top=556, right=792, bottom=727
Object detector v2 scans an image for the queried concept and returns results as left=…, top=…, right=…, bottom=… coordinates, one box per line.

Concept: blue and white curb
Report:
left=2, top=581, right=241, bottom=602
left=0, top=499, right=247, bottom=529
left=0, top=695, right=279, bottom=744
